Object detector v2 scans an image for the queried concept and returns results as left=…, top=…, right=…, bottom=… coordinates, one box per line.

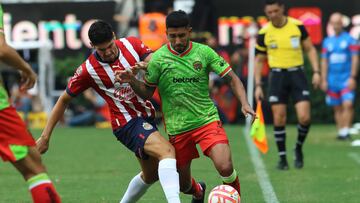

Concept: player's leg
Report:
left=0, top=106, right=61, bottom=203
left=326, top=89, right=343, bottom=138
left=197, top=121, right=240, bottom=195
left=119, top=156, right=158, bottom=203
left=272, top=104, right=288, bottom=169
left=11, top=146, right=61, bottom=203
left=291, top=69, right=311, bottom=169
left=114, top=117, right=180, bottom=203
left=269, top=70, right=289, bottom=170
left=143, top=131, right=181, bottom=203
left=340, top=90, right=355, bottom=139
left=333, top=105, right=346, bottom=138
left=177, top=162, right=205, bottom=203
left=169, top=130, right=203, bottom=201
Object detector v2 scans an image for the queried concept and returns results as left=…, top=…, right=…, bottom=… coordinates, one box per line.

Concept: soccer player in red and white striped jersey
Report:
left=36, top=20, right=180, bottom=203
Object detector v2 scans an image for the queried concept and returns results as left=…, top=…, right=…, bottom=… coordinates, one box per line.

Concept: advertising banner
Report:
left=3, top=1, right=116, bottom=57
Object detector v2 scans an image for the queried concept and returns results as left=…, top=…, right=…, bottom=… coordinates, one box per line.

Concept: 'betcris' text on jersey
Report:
left=145, top=42, right=232, bottom=135
left=66, top=37, right=155, bottom=129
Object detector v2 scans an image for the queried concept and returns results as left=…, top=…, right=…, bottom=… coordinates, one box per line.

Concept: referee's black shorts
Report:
left=268, top=66, right=310, bottom=105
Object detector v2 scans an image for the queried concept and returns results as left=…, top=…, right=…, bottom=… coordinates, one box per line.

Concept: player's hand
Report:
left=133, top=61, right=148, bottom=71
left=320, top=80, right=328, bottom=92
left=254, top=86, right=264, bottom=102
left=348, top=77, right=356, bottom=90
left=114, top=70, right=135, bottom=84
left=312, top=73, right=321, bottom=89
left=242, top=103, right=257, bottom=124
left=36, top=135, right=50, bottom=154
left=19, top=67, right=37, bottom=91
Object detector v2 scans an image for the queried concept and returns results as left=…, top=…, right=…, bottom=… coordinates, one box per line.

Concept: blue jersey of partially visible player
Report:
left=322, top=31, right=358, bottom=85
left=321, top=31, right=359, bottom=106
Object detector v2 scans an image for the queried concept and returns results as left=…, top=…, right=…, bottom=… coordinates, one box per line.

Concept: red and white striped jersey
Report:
left=66, top=36, right=155, bottom=130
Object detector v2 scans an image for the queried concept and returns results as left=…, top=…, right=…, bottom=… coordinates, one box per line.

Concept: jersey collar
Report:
left=167, top=41, right=193, bottom=57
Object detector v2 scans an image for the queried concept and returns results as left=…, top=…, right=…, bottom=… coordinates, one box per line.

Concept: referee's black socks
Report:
left=274, top=126, right=286, bottom=161
left=296, top=124, right=310, bottom=150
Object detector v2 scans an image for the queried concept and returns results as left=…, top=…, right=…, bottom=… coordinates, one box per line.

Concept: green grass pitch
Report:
left=0, top=125, right=359, bottom=202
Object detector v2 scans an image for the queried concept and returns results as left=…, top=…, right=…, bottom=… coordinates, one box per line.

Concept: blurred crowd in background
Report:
left=0, top=0, right=359, bottom=129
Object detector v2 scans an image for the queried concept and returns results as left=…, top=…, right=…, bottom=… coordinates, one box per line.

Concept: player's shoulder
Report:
left=288, top=17, right=303, bottom=26
left=341, top=32, right=356, bottom=41
left=191, top=41, right=214, bottom=52
left=258, top=23, right=271, bottom=34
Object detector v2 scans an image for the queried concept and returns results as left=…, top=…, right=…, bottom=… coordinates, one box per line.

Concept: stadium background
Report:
left=2, top=0, right=360, bottom=125
left=1, top=1, right=360, bottom=203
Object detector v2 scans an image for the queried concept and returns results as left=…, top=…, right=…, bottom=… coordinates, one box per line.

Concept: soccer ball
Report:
left=208, top=185, right=241, bottom=203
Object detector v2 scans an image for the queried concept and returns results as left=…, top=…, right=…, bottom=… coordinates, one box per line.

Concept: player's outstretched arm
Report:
left=36, top=91, right=73, bottom=154
left=302, top=37, right=321, bottom=89
left=254, top=54, right=266, bottom=102
left=0, top=35, right=37, bottom=90
left=223, top=70, right=256, bottom=121
left=320, top=57, right=328, bottom=92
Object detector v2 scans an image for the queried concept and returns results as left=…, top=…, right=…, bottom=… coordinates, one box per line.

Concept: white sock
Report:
left=339, top=127, right=349, bottom=137
left=158, top=158, right=181, bottom=203
left=120, top=173, right=151, bottom=203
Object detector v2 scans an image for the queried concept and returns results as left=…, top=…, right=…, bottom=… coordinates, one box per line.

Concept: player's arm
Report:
left=36, top=91, right=73, bottom=154
left=320, top=43, right=329, bottom=92
left=348, top=41, right=359, bottom=90
left=0, top=32, right=36, bottom=91
left=299, top=21, right=320, bottom=89
left=254, top=53, right=266, bottom=101
left=320, top=57, right=328, bottom=91
left=254, top=31, right=267, bottom=101
left=129, top=77, right=156, bottom=100
left=223, top=70, right=255, bottom=119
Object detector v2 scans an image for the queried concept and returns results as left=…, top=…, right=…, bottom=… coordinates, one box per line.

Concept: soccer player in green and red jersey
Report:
left=116, top=10, right=255, bottom=202
left=0, top=4, right=61, bottom=203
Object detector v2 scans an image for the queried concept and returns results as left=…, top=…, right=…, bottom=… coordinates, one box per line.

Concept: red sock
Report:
left=30, top=182, right=61, bottom=203
left=184, top=178, right=202, bottom=198
left=224, top=176, right=241, bottom=196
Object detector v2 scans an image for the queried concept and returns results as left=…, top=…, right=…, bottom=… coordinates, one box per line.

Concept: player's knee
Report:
left=216, top=162, right=233, bottom=176
left=298, top=115, right=311, bottom=125
left=159, top=143, right=176, bottom=159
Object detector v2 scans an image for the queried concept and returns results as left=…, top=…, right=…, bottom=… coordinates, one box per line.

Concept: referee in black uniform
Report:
left=254, top=0, right=321, bottom=170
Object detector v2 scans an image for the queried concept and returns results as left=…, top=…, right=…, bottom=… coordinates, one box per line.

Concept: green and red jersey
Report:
left=145, top=41, right=231, bottom=135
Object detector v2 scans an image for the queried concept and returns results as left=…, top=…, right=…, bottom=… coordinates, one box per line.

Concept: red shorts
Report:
left=0, top=106, right=35, bottom=162
left=169, top=121, right=229, bottom=167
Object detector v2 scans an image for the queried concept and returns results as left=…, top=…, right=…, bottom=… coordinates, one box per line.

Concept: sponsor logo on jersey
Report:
left=173, top=77, right=200, bottom=83
left=114, top=84, right=135, bottom=100
left=143, top=122, right=153, bottom=130
left=193, top=61, right=203, bottom=71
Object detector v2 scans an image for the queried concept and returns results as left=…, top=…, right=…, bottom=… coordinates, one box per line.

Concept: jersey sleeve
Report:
left=206, top=46, right=232, bottom=77
left=144, top=58, right=160, bottom=86
left=127, top=36, right=153, bottom=61
left=66, top=64, right=91, bottom=97
left=255, top=32, right=266, bottom=55
left=0, top=5, right=4, bottom=34
left=349, top=37, right=360, bottom=56
left=297, top=24, right=309, bottom=40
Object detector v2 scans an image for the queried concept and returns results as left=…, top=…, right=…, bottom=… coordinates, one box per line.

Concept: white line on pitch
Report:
left=348, top=153, right=360, bottom=165
left=244, top=126, right=280, bottom=203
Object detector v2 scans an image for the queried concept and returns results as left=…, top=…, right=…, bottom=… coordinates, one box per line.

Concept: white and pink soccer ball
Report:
left=208, top=185, right=241, bottom=203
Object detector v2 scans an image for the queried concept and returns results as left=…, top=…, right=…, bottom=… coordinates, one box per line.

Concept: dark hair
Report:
left=88, top=20, right=114, bottom=45
left=265, top=0, right=284, bottom=6
left=166, top=10, right=190, bottom=29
